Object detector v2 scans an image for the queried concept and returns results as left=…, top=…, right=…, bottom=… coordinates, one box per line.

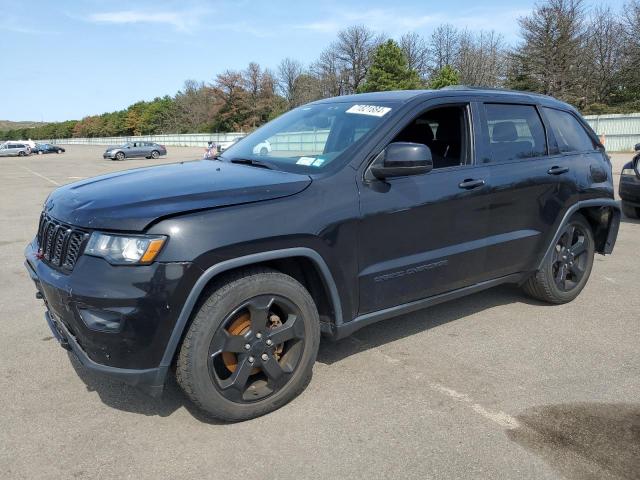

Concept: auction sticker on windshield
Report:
left=346, top=105, right=392, bottom=117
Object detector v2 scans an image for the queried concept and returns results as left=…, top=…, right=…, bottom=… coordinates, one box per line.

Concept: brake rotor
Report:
left=222, top=310, right=284, bottom=374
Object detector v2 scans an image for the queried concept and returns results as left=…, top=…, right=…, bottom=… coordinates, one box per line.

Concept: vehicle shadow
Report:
left=68, top=354, right=224, bottom=424
left=317, top=284, right=545, bottom=365
left=68, top=284, right=544, bottom=421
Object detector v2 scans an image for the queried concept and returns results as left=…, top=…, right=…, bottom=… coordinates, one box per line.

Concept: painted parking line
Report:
left=19, top=166, right=60, bottom=186
left=350, top=335, right=520, bottom=430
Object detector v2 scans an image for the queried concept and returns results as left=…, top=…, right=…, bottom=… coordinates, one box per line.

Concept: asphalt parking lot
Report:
left=1, top=145, right=638, bottom=480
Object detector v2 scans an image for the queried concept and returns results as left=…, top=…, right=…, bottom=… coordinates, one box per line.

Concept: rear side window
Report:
left=543, top=108, right=595, bottom=153
left=484, top=104, right=547, bottom=162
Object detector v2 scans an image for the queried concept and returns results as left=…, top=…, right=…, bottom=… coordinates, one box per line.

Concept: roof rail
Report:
left=440, top=85, right=552, bottom=98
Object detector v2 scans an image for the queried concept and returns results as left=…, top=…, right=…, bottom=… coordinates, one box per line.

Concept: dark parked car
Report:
left=103, top=141, right=167, bottom=160
left=25, top=88, right=620, bottom=421
left=619, top=145, right=640, bottom=219
left=33, top=143, right=65, bottom=154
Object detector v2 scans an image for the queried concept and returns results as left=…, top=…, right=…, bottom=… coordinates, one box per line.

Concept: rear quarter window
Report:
left=543, top=108, right=596, bottom=153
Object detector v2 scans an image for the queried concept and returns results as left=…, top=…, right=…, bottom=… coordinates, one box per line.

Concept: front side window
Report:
left=543, top=107, right=595, bottom=153
left=392, top=105, right=470, bottom=169
left=484, top=104, right=547, bottom=162
left=220, top=101, right=398, bottom=173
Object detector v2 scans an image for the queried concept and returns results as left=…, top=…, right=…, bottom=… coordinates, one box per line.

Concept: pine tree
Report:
left=429, top=65, right=460, bottom=89
left=359, top=40, right=422, bottom=92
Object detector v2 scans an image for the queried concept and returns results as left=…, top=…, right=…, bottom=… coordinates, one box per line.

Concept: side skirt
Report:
left=329, top=273, right=524, bottom=340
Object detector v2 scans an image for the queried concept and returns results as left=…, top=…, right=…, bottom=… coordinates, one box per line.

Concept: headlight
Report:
left=622, top=168, right=635, bottom=176
left=85, top=232, right=166, bottom=265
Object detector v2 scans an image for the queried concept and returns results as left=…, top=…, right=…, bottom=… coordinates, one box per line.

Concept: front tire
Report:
left=621, top=201, right=639, bottom=219
left=115, top=152, right=125, bottom=161
left=176, top=268, right=320, bottom=422
left=523, top=214, right=595, bottom=304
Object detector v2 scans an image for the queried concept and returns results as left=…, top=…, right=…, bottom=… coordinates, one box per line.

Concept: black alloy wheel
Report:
left=208, top=295, right=305, bottom=403
left=551, top=222, right=590, bottom=292
left=522, top=214, right=595, bottom=304
left=176, top=268, right=320, bottom=421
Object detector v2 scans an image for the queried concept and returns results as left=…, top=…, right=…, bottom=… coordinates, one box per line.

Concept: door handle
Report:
left=458, top=178, right=485, bottom=190
left=547, top=166, right=569, bottom=175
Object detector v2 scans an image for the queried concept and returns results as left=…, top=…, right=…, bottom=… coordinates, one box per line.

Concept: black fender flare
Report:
left=158, top=247, right=343, bottom=369
left=536, top=198, right=621, bottom=270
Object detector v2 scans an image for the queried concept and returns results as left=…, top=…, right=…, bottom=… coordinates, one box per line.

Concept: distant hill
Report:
left=0, top=120, right=45, bottom=131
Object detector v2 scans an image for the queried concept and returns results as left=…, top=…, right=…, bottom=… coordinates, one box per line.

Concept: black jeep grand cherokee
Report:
left=25, top=89, right=620, bottom=421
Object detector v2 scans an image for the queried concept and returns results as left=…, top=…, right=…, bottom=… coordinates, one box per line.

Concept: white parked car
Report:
left=0, top=142, right=30, bottom=156
left=252, top=140, right=272, bottom=155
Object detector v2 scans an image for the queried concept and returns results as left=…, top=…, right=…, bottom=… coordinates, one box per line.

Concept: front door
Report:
left=357, top=101, right=492, bottom=315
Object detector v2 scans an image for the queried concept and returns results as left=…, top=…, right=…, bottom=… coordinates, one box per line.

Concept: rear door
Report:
left=540, top=107, right=606, bottom=200
left=357, top=97, right=492, bottom=314
left=479, top=102, right=579, bottom=279
left=130, top=142, right=144, bottom=157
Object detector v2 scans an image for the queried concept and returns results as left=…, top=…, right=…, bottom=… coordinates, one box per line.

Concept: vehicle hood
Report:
left=44, top=160, right=312, bottom=231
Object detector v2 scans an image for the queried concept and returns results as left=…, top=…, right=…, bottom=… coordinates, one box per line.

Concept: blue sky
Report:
left=0, top=0, right=626, bottom=122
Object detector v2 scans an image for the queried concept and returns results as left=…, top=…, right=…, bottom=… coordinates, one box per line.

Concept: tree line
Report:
left=3, top=0, right=640, bottom=141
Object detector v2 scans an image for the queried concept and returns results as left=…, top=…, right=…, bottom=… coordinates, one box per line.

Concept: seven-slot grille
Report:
left=37, top=213, right=89, bottom=271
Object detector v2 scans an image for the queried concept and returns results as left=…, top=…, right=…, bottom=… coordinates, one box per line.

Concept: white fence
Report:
left=584, top=114, right=640, bottom=152
left=49, top=133, right=246, bottom=148
left=48, top=130, right=331, bottom=152
left=46, top=114, right=640, bottom=152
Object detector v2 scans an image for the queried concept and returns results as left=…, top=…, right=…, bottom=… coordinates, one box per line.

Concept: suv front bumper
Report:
left=24, top=239, right=201, bottom=396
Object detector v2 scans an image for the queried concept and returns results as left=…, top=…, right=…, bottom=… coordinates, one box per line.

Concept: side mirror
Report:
left=370, top=142, right=433, bottom=180
left=634, top=143, right=640, bottom=152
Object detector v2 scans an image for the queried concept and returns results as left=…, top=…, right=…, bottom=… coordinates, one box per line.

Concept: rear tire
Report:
left=18, top=151, right=25, bottom=156
left=176, top=268, right=320, bottom=422
left=621, top=201, right=639, bottom=219
left=522, top=214, right=595, bottom=304
left=151, top=150, right=160, bottom=159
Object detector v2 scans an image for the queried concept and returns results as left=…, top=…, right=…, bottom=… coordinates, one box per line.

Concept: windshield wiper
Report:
left=229, top=158, right=275, bottom=170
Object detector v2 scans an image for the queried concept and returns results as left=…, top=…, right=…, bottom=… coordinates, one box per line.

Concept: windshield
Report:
left=219, top=101, right=398, bottom=173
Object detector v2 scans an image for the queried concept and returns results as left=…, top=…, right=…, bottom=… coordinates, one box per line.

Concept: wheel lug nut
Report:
left=266, top=339, right=273, bottom=346
left=248, top=356, right=255, bottom=364
left=244, top=343, right=251, bottom=350
left=256, top=332, right=262, bottom=339
left=261, top=353, right=269, bottom=361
